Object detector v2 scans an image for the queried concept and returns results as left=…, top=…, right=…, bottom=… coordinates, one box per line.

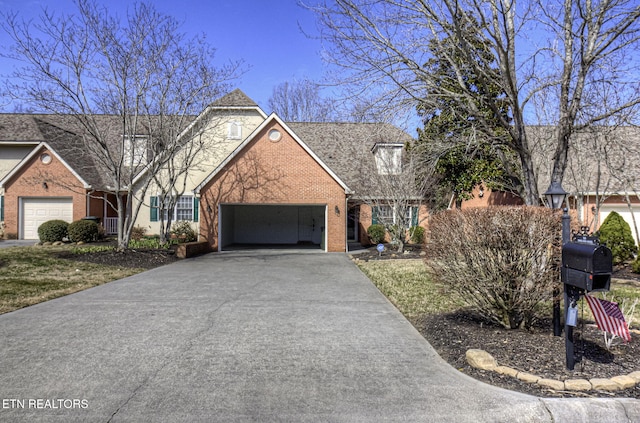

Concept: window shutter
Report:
left=150, top=196, right=158, bottom=222
left=371, top=206, right=378, bottom=225
left=411, top=207, right=418, bottom=227
left=193, top=197, right=199, bottom=222
left=0, top=196, right=4, bottom=221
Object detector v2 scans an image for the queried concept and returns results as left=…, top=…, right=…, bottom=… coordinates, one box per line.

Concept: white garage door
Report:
left=22, top=198, right=73, bottom=240
left=600, top=206, right=640, bottom=245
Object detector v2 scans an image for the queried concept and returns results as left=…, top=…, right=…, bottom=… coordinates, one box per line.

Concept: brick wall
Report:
left=3, top=147, right=87, bottom=238
left=200, top=121, right=348, bottom=252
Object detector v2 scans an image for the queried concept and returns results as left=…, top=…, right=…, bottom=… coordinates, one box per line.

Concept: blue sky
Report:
left=0, top=0, right=326, bottom=112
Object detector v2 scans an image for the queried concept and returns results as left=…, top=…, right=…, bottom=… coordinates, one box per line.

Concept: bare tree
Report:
left=267, top=78, right=336, bottom=122
left=305, top=0, right=640, bottom=205
left=1, top=0, right=242, bottom=249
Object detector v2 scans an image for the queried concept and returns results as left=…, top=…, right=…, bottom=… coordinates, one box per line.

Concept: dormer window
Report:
left=372, top=143, right=403, bottom=175
left=228, top=122, right=242, bottom=140
left=123, top=135, right=148, bottom=167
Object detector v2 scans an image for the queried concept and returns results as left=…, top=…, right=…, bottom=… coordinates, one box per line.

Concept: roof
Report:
left=286, top=122, right=414, bottom=196
left=209, top=88, right=259, bottom=108
left=529, top=125, right=640, bottom=196
left=0, top=114, right=196, bottom=191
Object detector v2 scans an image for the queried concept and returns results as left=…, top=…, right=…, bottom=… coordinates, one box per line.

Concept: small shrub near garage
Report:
left=632, top=257, right=640, bottom=274
left=68, top=219, right=99, bottom=243
left=367, top=224, right=386, bottom=244
left=130, top=225, right=147, bottom=241
left=597, top=211, right=637, bottom=264
left=170, top=221, right=197, bottom=243
left=38, top=220, right=69, bottom=243
left=409, top=225, right=425, bottom=244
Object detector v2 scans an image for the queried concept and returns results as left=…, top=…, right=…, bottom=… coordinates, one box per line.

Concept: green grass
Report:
left=0, top=245, right=143, bottom=314
left=357, top=259, right=465, bottom=319
left=358, top=259, right=640, bottom=331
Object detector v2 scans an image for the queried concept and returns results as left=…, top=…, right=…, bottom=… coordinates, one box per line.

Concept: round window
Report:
left=268, top=129, right=282, bottom=142
left=40, top=153, right=52, bottom=164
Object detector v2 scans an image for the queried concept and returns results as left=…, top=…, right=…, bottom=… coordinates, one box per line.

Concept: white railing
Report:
left=104, top=217, right=118, bottom=235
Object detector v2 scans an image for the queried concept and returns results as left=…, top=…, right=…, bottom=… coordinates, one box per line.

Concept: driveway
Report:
left=0, top=251, right=638, bottom=422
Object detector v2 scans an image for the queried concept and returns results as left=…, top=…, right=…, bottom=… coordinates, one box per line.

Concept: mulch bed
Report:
left=58, top=245, right=179, bottom=269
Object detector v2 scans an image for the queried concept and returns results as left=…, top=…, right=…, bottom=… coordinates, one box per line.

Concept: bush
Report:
left=68, top=220, right=99, bottom=243
left=130, top=225, right=147, bottom=241
left=170, top=221, right=197, bottom=243
left=597, top=211, right=637, bottom=264
left=37, top=220, right=69, bottom=243
left=632, top=257, right=640, bottom=274
left=409, top=226, right=425, bottom=244
left=367, top=224, right=386, bottom=244
left=425, top=207, right=560, bottom=330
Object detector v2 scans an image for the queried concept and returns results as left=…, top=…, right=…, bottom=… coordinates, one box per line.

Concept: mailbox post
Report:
left=561, top=239, right=613, bottom=370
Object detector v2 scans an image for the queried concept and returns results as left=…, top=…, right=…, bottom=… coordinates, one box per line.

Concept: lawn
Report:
left=357, top=258, right=640, bottom=329
left=356, top=259, right=465, bottom=320
left=0, top=246, right=143, bottom=314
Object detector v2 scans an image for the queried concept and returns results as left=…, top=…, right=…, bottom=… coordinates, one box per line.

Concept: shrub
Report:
left=597, top=211, right=637, bottom=264
left=68, top=219, right=99, bottom=243
left=425, top=207, right=560, bottom=330
left=170, top=221, right=197, bottom=243
left=367, top=224, right=386, bottom=244
left=130, top=225, right=147, bottom=241
left=632, top=257, right=640, bottom=274
left=37, top=220, right=69, bottom=243
left=409, top=226, right=425, bottom=244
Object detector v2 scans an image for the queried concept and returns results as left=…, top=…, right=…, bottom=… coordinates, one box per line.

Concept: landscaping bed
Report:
left=357, top=256, right=640, bottom=399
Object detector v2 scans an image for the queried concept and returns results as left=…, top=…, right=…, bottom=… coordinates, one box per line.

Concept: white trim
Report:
left=194, top=113, right=352, bottom=195
left=0, top=142, right=91, bottom=189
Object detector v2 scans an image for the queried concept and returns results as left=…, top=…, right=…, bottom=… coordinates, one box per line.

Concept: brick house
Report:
left=458, top=125, right=640, bottom=244
left=0, top=90, right=425, bottom=251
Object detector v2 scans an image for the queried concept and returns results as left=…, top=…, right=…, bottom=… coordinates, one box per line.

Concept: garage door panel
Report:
left=22, top=198, right=73, bottom=240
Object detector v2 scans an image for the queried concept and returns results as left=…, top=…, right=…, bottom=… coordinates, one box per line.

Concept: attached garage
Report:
left=219, top=204, right=326, bottom=251
left=21, top=197, right=73, bottom=239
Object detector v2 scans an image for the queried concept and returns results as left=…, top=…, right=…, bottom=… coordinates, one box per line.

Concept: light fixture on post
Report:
left=544, top=181, right=570, bottom=339
left=544, top=181, right=568, bottom=210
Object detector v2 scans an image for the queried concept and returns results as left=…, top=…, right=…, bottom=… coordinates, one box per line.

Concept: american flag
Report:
left=585, top=294, right=632, bottom=343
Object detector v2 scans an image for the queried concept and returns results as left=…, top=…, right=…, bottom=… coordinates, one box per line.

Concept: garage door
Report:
left=219, top=205, right=325, bottom=250
left=600, top=207, right=640, bottom=244
left=22, top=198, right=73, bottom=240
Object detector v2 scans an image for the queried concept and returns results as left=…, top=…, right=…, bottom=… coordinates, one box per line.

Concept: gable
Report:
left=196, top=114, right=350, bottom=196
left=1, top=143, right=90, bottom=191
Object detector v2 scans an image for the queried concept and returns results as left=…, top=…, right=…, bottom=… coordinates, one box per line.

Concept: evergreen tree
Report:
left=416, top=15, right=516, bottom=208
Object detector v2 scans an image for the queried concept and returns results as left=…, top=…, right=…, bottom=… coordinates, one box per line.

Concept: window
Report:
left=0, top=195, right=4, bottom=221
left=372, top=205, right=418, bottom=226
left=228, top=122, right=242, bottom=140
left=175, top=196, right=193, bottom=221
left=150, top=195, right=198, bottom=222
left=123, top=135, right=148, bottom=167
left=373, top=144, right=402, bottom=175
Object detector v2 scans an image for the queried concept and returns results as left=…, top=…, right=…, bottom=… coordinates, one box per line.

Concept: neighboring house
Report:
left=0, top=89, right=426, bottom=252
left=460, top=125, right=640, bottom=244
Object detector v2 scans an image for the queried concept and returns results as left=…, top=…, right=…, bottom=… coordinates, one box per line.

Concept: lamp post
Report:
left=544, top=181, right=569, bottom=338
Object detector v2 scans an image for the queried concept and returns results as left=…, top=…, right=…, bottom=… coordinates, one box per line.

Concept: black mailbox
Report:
left=562, top=242, right=612, bottom=292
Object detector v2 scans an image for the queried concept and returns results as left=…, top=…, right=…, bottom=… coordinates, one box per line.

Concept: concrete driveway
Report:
left=0, top=250, right=638, bottom=422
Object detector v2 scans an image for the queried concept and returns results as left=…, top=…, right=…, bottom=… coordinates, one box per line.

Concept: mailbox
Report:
left=561, top=242, right=612, bottom=292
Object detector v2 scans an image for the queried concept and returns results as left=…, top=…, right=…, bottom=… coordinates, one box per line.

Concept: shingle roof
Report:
left=209, top=89, right=258, bottom=108
left=287, top=122, right=414, bottom=196
left=530, top=125, right=640, bottom=195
